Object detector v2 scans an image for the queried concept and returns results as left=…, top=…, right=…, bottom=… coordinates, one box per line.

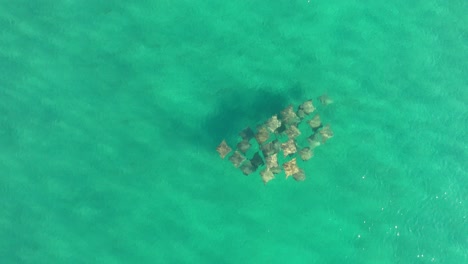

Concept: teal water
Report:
left=1, top=0, right=467, bottom=263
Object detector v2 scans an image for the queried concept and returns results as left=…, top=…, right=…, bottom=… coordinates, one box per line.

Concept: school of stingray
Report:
left=216, top=95, right=334, bottom=185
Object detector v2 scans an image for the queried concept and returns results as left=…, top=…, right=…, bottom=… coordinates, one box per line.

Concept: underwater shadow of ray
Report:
left=128, top=84, right=305, bottom=156
left=202, top=85, right=305, bottom=151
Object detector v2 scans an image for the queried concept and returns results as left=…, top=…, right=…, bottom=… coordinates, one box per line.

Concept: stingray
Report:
left=261, top=140, right=281, bottom=157
left=292, top=168, right=306, bottom=182
left=260, top=168, right=275, bottom=184
left=281, top=139, right=297, bottom=157
left=255, top=126, right=270, bottom=145
left=319, top=124, right=334, bottom=143
left=270, top=166, right=282, bottom=174
left=250, top=152, right=265, bottom=169
left=265, top=153, right=279, bottom=169
left=307, top=133, right=322, bottom=149
left=299, top=147, right=313, bottom=161
left=237, top=139, right=251, bottom=154
left=285, top=125, right=301, bottom=139
left=240, top=160, right=256, bottom=175
left=297, top=108, right=307, bottom=120
left=280, top=105, right=300, bottom=125
left=274, top=122, right=288, bottom=135
left=299, top=100, right=316, bottom=115
left=308, top=114, right=322, bottom=130
left=318, top=94, right=333, bottom=106
left=239, top=127, right=255, bottom=141
left=283, top=158, right=300, bottom=178
left=265, top=115, right=282, bottom=133
left=216, top=140, right=232, bottom=159
left=229, top=151, right=246, bottom=167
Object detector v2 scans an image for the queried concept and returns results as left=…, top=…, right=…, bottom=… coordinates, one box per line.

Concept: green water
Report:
left=1, top=1, right=467, bottom=263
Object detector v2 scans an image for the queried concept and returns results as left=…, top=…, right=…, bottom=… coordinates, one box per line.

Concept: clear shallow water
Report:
left=0, top=1, right=467, bottom=263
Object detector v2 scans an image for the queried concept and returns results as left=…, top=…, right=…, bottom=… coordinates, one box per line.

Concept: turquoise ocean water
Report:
left=0, top=1, right=467, bottom=263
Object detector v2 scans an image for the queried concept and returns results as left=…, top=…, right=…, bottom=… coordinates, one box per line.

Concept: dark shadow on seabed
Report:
left=129, top=81, right=306, bottom=155
left=202, top=83, right=306, bottom=150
